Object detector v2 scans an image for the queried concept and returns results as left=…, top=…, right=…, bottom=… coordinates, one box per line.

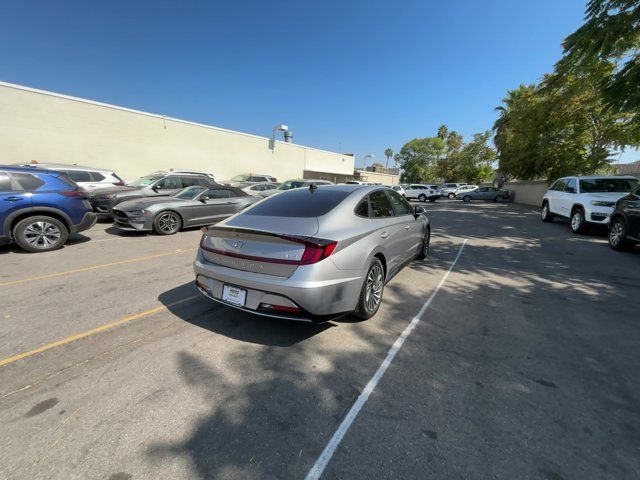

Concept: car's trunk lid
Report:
left=200, top=216, right=320, bottom=278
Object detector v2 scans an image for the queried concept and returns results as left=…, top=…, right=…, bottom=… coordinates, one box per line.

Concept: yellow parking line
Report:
left=0, top=295, right=199, bottom=368
left=0, top=248, right=196, bottom=287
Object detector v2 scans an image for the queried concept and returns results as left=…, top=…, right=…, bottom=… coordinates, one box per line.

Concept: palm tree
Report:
left=384, top=148, right=393, bottom=168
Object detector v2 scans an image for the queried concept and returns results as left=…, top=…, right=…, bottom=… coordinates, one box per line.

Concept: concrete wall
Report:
left=355, top=170, right=400, bottom=185
left=0, top=82, right=354, bottom=181
left=503, top=180, right=548, bottom=206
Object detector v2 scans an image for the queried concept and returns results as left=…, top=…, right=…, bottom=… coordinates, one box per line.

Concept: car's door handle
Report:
left=403, top=225, right=411, bottom=230
left=3, top=196, right=23, bottom=202
left=380, top=231, right=389, bottom=239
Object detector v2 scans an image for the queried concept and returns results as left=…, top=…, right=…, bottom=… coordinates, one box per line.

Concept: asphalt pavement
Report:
left=0, top=200, right=638, bottom=480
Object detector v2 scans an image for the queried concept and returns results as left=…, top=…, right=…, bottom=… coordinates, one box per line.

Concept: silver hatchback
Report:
left=193, top=185, right=431, bottom=322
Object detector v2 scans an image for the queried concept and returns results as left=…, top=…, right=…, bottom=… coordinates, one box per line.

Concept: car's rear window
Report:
left=245, top=189, right=350, bottom=217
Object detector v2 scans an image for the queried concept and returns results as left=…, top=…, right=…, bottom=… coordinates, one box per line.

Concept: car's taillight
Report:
left=59, top=189, right=89, bottom=199
left=113, top=181, right=125, bottom=186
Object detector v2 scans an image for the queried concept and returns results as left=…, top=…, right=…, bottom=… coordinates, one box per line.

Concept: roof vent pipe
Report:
left=284, top=131, right=293, bottom=143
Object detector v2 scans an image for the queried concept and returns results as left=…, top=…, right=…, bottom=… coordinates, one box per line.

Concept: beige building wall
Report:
left=355, top=170, right=400, bottom=185
left=0, top=82, right=354, bottom=181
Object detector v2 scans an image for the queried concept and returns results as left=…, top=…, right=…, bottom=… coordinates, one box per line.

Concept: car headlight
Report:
left=591, top=201, right=615, bottom=207
left=127, top=209, right=145, bottom=216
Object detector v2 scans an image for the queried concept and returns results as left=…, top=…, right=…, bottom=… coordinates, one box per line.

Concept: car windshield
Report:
left=278, top=180, right=305, bottom=190
left=173, top=186, right=207, bottom=199
left=230, top=174, right=249, bottom=182
left=128, top=175, right=163, bottom=187
left=579, top=178, right=639, bottom=193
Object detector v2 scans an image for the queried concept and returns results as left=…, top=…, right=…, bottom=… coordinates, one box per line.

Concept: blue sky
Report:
left=2, top=0, right=637, bottom=166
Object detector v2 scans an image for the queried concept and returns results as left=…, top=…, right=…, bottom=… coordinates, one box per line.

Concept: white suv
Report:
left=440, top=183, right=466, bottom=198
left=541, top=175, right=640, bottom=233
left=19, top=163, right=125, bottom=190
left=404, top=184, right=438, bottom=202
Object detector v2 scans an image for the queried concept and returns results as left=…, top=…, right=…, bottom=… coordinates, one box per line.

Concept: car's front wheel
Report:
left=354, top=258, right=385, bottom=319
left=418, top=194, right=427, bottom=202
left=609, top=217, right=630, bottom=251
left=448, top=193, right=455, bottom=199
left=541, top=202, right=554, bottom=222
left=494, top=195, right=504, bottom=203
left=13, top=216, right=68, bottom=252
left=570, top=208, right=586, bottom=234
left=153, top=211, right=182, bottom=235
left=463, top=195, right=471, bottom=203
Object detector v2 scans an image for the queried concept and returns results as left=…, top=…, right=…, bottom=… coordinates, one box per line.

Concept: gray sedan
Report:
left=194, top=185, right=431, bottom=321
left=457, top=186, right=510, bottom=203
left=113, top=186, right=259, bottom=234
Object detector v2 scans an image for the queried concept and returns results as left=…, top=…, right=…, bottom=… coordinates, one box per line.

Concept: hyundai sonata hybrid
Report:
left=194, top=184, right=431, bottom=321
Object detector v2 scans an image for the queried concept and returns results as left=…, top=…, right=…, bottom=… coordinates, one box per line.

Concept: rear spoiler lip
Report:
left=202, top=225, right=334, bottom=247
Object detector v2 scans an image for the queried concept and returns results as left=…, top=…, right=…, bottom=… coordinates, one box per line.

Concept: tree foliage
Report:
left=397, top=125, right=495, bottom=183
left=494, top=0, right=640, bottom=181
left=384, top=148, right=394, bottom=168
left=561, top=0, right=640, bottom=115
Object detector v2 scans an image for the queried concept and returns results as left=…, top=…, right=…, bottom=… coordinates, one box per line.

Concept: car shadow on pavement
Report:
left=158, top=282, right=334, bottom=348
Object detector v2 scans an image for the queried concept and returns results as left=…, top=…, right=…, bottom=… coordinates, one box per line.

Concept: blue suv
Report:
left=0, top=166, right=97, bottom=252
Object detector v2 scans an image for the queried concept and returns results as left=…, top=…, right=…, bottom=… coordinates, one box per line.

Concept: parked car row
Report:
left=539, top=175, right=640, bottom=251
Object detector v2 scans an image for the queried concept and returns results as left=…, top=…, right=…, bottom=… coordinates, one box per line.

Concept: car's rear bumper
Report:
left=71, top=212, right=97, bottom=233
left=193, top=250, right=363, bottom=320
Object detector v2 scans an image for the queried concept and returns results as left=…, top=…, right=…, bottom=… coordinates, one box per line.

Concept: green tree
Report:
left=454, top=131, right=496, bottom=182
left=494, top=62, right=637, bottom=181
left=384, top=148, right=394, bottom=168
left=396, top=137, right=445, bottom=183
left=560, top=0, right=640, bottom=116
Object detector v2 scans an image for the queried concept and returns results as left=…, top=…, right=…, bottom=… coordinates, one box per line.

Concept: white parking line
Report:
left=305, top=239, right=468, bottom=480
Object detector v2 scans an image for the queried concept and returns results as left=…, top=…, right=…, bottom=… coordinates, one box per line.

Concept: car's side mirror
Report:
left=200, top=196, right=210, bottom=202
left=414, top=206, right=426, bottom=217
left=564, top=187, right=576, bottom=193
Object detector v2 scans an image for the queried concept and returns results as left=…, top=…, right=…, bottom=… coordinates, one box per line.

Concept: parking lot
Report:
left=1, top=199, right=639, bottom=480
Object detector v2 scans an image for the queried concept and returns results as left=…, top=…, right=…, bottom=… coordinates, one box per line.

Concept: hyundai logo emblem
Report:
left=232, top=241, right=244, bottom=249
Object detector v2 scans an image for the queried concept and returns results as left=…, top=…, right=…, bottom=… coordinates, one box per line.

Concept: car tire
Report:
left=428, top=197, right=436, bottom=203
left=13, top=215, right=68, bottom=253
left=416, top=227, right=431, bottom=260
left=494, top=195, right=504, bottom=203
left=608, top=217, right=631, bottom=251
left=153, top=211, right=182, bottom=235
left=541, top=202, right=554, bottom=222
left=448, top=193, right=455, bottom=199
left=570, top=207, right=586, bottom=234
left=353, top=258, right=385, bottom=320
left=418, top=194, right=427, bottom=202
left=463, top=195, right=471, bottom=203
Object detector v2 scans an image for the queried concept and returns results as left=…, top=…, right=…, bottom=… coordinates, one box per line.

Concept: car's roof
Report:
left=0, top=165, right=63, bottom=174
left=562, top=175, right=637, bottom=180
left=18, top=163, right=114, bottom=173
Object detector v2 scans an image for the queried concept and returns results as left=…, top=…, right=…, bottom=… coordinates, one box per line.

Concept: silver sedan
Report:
left=194, top=185, right=431, bottom=322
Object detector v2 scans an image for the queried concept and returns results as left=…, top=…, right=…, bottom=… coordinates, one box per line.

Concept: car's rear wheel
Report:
left=353, top=258, right=385, bottom=319
left=418, top=194, right=427, bottom=202
left=153, top=211, right=182, bottom=235
left=541, top=202, right=553, bottom=222
left=494, top=195, right=504, bottom=203
left=570, top=207, right=586, bottom=234
left=448, top=193, right=455, bottom=199
left=609, top=217, right=630, bottom=251
left=428, top=197, right=436, bottom=203
left=463, top=195, right=471, bottom=203
left=416, top=228, right=431, bottom=260
left=13, top=216, right=68, bottom=253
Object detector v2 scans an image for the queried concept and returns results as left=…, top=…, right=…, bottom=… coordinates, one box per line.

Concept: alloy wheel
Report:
left=541, top=205, right=548, bottom=220
left=158, top=213, right=180, bottom=233
left=364, top=264, right=383, bottom=312
left=609, top=221, right=623, bottom=247
left=24, top=221, right=61, bottom=249
left=571, top=211, right=583, bottom=232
